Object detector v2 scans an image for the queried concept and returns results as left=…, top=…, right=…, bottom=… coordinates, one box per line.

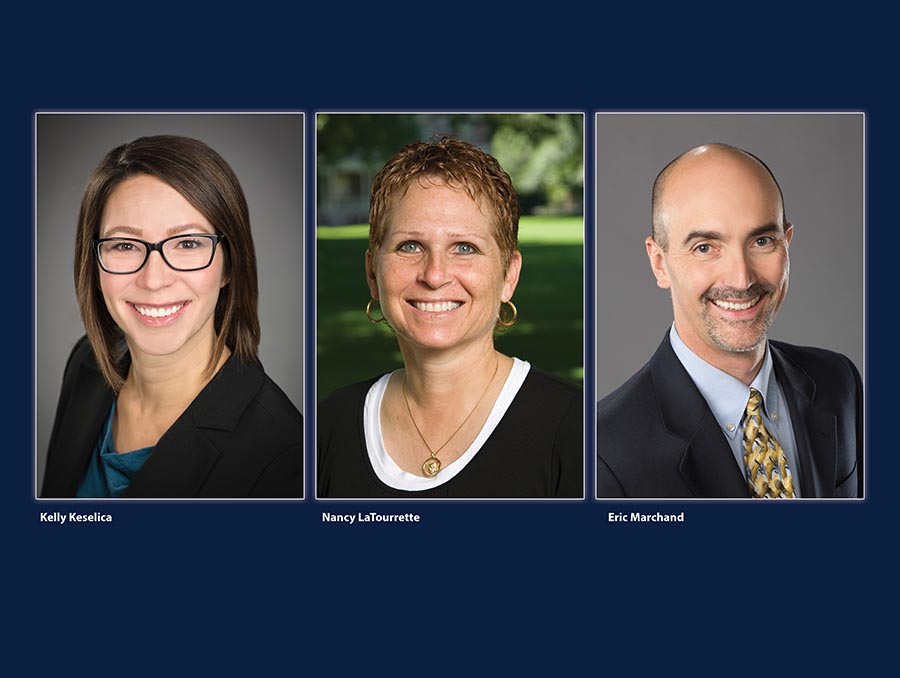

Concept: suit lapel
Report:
left=771, top=344, right=838, bottom=498
left=650, top=337, right=750, bottom=498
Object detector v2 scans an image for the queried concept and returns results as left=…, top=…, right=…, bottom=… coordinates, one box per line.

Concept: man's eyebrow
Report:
left=680, top=224, right=783, bottom=247
left=681, top=229, right=723, bottom=246
left=746, top=223, right=783, bottom=239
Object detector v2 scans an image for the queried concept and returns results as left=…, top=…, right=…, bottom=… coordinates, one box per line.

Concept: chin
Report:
left=707, top=324, right=769, bottom=354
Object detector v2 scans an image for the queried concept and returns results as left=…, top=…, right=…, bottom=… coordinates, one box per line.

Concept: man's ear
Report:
left=646, top=236, right=670, bottom=289
left=365, top=249, right=379, bottom=299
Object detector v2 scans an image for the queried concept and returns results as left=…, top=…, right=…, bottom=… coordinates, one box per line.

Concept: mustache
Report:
left=703, top=283, right=774, bottom=301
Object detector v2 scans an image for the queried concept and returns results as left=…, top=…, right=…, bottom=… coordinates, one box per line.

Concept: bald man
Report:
left=597, top=143, right=863, bottom=498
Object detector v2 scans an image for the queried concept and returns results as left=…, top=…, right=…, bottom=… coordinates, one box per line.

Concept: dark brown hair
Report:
left=74, top=134, right=259, bottom=391
left=368, top=136, right=521, bottom=269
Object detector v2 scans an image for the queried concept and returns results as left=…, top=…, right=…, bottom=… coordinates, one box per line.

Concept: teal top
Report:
left=77, top=401, right=154, bottom=498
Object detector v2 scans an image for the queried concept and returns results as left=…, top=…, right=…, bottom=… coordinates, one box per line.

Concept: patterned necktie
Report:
left=742, top=388, right=795, bottom=498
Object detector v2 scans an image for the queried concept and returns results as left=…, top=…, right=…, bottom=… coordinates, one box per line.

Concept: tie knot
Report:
left=746, top=387, right=763, bottom=415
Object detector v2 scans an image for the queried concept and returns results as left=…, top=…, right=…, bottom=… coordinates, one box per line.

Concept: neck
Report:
left=123, top=333, right=228, bottom=410
left=398, top=338, right=502, bottom=403
left=674, top=322, right=766, bottom=386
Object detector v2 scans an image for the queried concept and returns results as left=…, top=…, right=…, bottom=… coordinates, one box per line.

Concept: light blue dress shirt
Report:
left=669, top=325, right=802, bottom=496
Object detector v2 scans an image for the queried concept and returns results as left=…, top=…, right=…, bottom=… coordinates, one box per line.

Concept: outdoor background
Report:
left=316, top=113, right=584, bottom=402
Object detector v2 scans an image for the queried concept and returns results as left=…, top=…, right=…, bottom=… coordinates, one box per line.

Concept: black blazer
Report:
left=597, top=334, right=863, bottom=499
left=42, top=337, right=303, bottom=498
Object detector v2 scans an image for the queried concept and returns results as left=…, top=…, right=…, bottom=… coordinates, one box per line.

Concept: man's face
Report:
left=646, top=149, right=793, bottom=368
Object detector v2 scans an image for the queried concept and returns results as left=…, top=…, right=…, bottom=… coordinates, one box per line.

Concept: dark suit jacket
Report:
left=597, top=334, right=863, bottom=498
left=42, top=337, right=303, bottom=498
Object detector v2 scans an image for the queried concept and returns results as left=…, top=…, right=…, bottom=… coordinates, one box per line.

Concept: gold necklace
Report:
left=402, top=356, right=501, bottom=478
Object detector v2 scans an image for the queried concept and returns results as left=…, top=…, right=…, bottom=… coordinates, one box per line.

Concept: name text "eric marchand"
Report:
left=608, top=512, right=685, bottom=523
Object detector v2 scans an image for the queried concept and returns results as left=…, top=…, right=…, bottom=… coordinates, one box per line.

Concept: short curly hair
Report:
left=368, top=136, right=520, bottom=269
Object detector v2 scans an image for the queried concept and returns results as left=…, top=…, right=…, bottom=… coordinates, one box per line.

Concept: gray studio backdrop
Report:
left=596, top=112, right=864, bottom=399
left=35, top=113, right=304, bottom=492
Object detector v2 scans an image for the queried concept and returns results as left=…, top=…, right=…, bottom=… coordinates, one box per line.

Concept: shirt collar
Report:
left=668, top=325, right=775, bottom=438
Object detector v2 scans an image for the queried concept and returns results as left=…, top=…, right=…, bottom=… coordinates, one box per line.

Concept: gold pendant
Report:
left=422, top=457, right=442, bottom=478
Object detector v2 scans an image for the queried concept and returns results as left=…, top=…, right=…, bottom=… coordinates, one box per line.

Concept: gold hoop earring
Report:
left=366, top=298, right=386, bottom=324
left=497, top=299, right=517, bottom=328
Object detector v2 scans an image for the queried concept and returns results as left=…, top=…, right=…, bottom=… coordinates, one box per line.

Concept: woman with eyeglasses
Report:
left=41, top=135, right=302, bottom=498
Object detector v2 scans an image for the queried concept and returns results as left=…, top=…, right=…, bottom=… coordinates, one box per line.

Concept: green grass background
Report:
left=316, top=217, right=583, bottom=401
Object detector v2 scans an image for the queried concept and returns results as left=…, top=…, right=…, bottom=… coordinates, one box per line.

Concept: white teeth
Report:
left=712, top=297, right=759, bottom=311
left=415, top=301, right=461, bottom=312
left=135, top=303, right=184, bottom=318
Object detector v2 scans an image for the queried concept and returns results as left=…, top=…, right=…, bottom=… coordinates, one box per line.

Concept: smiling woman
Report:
left=41, top=135, right=302, bottom=499
left=317, top=136, right=583, bottom=498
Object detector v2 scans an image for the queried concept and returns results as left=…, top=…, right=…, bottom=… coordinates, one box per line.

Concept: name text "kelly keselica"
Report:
left=40, top=512, right=113, bottom=524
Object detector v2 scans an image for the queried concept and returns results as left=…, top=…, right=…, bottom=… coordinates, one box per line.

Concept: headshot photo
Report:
left=316, top=113, right=584, bottom=498
left=36, top=113, right=304, bottom=499
left=595, top=112, right=864, bottom=499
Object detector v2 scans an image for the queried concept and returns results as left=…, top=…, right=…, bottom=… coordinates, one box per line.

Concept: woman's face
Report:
left=366, top=180, right=521, bottom=353
left=98, top=174, right=227, bottom=361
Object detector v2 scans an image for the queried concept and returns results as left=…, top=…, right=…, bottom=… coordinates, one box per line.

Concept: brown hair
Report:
left=74, top=134, right=260, bottom=391
left=368, top=136, right=520, bottom=269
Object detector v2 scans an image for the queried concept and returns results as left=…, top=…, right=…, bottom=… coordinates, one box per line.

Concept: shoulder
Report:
left=521, top=367, right=582, bottom=404
left=770, top=340, right=862, bottom=391
left=63, top=335, right=96, bottom=377
left=228, top=360, right=302, bottom=440
left=185, top=360, right=302, bottom=498
left=506, top=366, right=583, bottom=449
left=318, top=376, right=383, bottom=422
left=597, top=358, right=657, bottom=427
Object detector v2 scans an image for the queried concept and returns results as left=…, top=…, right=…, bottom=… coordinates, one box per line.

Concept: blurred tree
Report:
left=487, top=114, right=584, bottom=216
left=317, top=114, right=421, bottom=166
left=316, top=113, right=583, bottom=222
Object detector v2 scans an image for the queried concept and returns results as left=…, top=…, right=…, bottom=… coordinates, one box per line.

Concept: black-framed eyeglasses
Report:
left=93, top=234, right=226, bottom=274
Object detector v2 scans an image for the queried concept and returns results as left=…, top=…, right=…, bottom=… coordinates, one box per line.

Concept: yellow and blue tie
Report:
left=743, top=388, right=795, bottom=498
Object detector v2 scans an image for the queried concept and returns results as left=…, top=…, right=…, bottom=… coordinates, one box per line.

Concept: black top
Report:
left=42, top=336, right=303, bottom=499
left=317, top=367, right=583, bottom=498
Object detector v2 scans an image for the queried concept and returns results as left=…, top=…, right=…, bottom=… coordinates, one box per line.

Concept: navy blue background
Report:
left=7, top=5, right=892, bottom=675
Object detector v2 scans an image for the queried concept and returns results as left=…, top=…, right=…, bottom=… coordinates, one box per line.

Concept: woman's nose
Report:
left=135, top=249, right=176, bottom=289
left=419, top=251, right=451, bottom=288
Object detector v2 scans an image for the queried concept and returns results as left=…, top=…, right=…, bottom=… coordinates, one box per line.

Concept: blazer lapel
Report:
left=771, top=345, right=838, bottom=498
left=122, top=357, right=265, bottom=498
left=651, top=337, right=750, bottom=498
left=45, top=359, right=114, bottom=497
left=124, top=424, right=222, bottom=498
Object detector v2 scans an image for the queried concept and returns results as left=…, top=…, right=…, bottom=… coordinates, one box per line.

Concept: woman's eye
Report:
left=455, top=243, right=476, bottom=254
left=398, top=242, right=420, bottom=253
